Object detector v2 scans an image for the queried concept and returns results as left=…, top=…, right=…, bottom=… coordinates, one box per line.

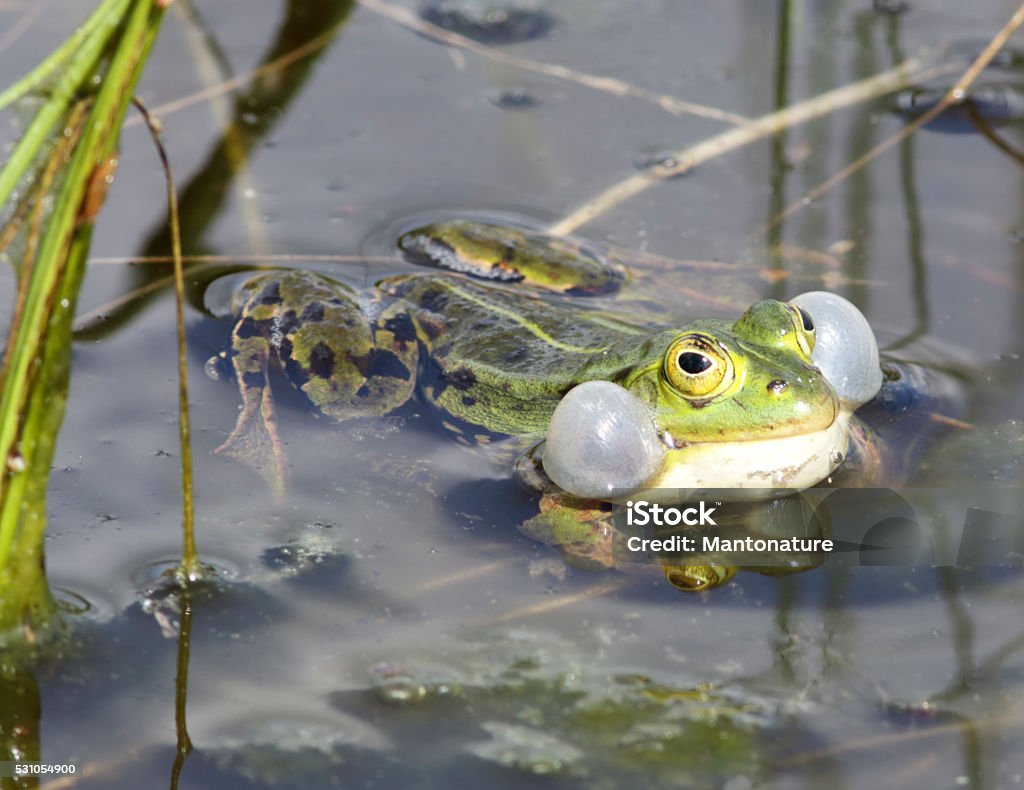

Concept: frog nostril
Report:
left=767, top=379, right=788, bottom=394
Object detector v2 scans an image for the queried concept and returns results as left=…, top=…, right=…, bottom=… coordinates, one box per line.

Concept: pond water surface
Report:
left=3, top=0, right=1024, bottom=788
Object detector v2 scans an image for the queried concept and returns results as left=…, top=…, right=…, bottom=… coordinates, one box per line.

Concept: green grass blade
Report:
left=0, top=0, right=167, bottom=642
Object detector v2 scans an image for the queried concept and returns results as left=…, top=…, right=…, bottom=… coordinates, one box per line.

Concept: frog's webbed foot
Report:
left=210, top=344, right=287, bottom=499
left=520, top=492, right=621, bottom=571
left=208, top=271, right=421, bottom=496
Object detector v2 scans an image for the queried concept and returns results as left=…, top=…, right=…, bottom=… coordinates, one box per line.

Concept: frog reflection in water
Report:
left=208, top=221, right=883, bottom=591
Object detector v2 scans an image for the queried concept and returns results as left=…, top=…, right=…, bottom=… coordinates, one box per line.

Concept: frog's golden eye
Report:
left=664, top=334, right=732, bottom=399
left=786, top=304, right=816, bottom=356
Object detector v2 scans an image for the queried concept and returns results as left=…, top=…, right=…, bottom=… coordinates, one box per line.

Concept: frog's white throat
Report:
left=542, top=380, right=855, bottom=503
left=641, top=410, right=853, bottom=501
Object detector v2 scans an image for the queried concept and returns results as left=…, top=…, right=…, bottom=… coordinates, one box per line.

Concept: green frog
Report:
left=206, top=220, right=922, bottom=590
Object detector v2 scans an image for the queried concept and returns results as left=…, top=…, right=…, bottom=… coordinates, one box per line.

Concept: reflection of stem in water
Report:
left=961, top=721, right=984, bottom=790
left=937, top=573, right=975, bottom=693
left=551, top=58, right=944, bottom=237
left=763, top=2, right=1024, bottom=233
left=924, top=490, right=1024, bottom=786
left=169, top=587, right=194, bottom=790
left=764, top=0, right=792, bottom=297
left=173, top=4, right=268, bottom=257
left=886, top=12, right=931, bottom=353
left=772, top=578, right=799, bottom=684
left=841, top=13, right=878, bottom=312
left=82, top=0, right=355, bottom=338
left=964, top=101, right=1024, bottom=167
left=0, top=664, right=40, bottom=788
left=936, top=560, right=989, bottom=788
left=174, top=0, right=237, bottom=95
left=142, top=0, right=354, bottom=254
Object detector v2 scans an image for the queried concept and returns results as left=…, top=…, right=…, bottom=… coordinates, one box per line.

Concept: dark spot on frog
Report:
left=503, top=347, right=528, bottom=363
left=417, top=315, right=445, bottom=341
left=383, top=315, right=417, bottom=345
left=446, top=366, right=477, bottom=390
left=235, top=316, right=261, bottom=339
left=275, top=309, right=300, bottom=336
left=308, top=342, right=335, bottom=379
left=767, top=379, right=788, bottom=394
left=242, top=371, right=265, bottom=389
left=206, top=351, right=234, bottom=380
left=461, top=395, right=477, bottom=407
left=419, top=288, right=449, bottom=314
left=282, top=356, right=306, bottom=388
left=299, top=301, right=325, bottom=323
left=357, top=349, right=412, bottom=381
left=256, top=280, right=282, bottom=306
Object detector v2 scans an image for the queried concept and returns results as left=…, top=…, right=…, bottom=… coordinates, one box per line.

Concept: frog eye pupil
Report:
left=677, top=352, right=713, bottom=375
left=797, top=307, right=814, bottom=333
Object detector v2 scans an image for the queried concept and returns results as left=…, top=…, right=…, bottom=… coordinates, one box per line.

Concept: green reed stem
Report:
left=132, top=98, right=200, bottom=579
left=0, top=0, right=167, bottom=641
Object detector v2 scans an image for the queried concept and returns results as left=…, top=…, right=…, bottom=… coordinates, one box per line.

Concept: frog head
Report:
left=544, top=299, right=861, bottom=498
left=636, top=299, right=836, bottom=444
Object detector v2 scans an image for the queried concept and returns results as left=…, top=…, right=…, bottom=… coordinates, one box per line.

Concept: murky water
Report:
left=2, top=0, right=1024, bottom=787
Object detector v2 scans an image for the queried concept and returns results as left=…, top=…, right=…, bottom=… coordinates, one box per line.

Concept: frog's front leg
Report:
left=210, top=271, right=419, bottom=494
left=211, top=318, right=289, bottom=496
left=520, top=493, right=622, bottom=571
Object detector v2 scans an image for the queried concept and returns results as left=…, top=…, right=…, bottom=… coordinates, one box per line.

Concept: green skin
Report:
left=212, top=221, right=844, bottom=591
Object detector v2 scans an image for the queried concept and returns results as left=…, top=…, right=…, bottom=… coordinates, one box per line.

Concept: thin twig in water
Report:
left=781, top=706, right=1024, bottom=767
left=487, top=579, right=626, bottom=623
left=132, top=98, right=200, bottom=579
left=549, top=59, right=951, bottom=236
left=357, top=0, right=750, bottom=126
left=72, top=263, right=220, bottom=332
left=0, top=0, right=50, bottom=54
left=762, top=2, right=1024, bottom=233
left=87, top=253, right=395, bottom=265
left=123, top=20, right=344, bottom=127
left=74, top=255, right=398, bottom=331
left=417, top=559, right=516, bottom=592
left=965, top=100, right=1024, bottom=168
